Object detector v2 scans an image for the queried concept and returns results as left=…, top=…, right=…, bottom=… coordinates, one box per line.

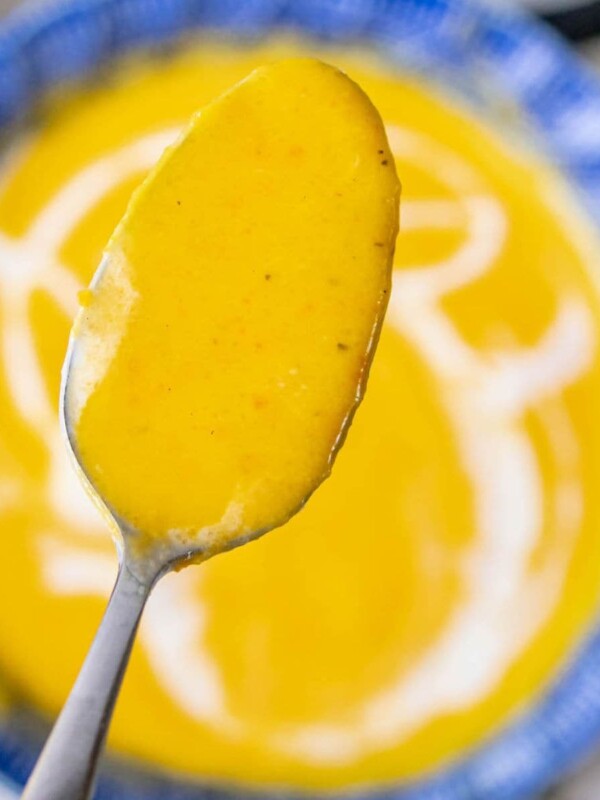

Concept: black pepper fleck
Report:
left=265, top=274, right=271, bottom=280
left=337, top=342, right=349, bottom=351
left=374, top=242, right=384, bottom=247
left=381, top=159, right=388, bottom=166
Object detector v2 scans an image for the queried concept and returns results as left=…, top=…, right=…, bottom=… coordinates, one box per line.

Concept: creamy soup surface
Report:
left=1, top=39, right=600, bottom=791
left=66, top=57, right=399, bottom=557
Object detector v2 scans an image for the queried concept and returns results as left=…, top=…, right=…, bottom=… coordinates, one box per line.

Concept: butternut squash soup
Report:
left=1, top=40, right=600, bottom=791
left=65, top=57, right=399, bottom=557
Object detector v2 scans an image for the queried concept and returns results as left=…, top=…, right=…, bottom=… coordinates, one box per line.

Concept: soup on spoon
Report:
left=24, top=57, right=400, bottom=800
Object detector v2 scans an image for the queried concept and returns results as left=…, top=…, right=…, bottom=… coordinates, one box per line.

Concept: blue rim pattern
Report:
left=2, top=1, right=600, bottom=798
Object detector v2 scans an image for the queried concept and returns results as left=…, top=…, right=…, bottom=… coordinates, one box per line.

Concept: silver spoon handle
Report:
left=23, top=561, right=154, bottom=800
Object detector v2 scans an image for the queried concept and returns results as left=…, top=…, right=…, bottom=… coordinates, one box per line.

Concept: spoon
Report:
left=22, top=57, right=400, bottom=800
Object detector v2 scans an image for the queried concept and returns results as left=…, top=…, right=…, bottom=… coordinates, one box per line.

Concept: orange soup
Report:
left=0, top=40, right=600, bottom=791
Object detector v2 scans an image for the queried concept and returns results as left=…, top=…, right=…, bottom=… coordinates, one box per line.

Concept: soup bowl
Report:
left=2, top=1, right=600, bottom=799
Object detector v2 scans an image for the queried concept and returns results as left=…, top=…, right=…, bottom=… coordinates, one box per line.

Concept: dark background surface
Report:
left=540, top=1, right=600, bottom=41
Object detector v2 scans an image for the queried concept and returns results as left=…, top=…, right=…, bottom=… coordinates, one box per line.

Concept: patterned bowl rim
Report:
left=2, top=1, right=600, bottom=798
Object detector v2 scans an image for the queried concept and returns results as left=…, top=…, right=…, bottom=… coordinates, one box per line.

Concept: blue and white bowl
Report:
left=2, top=1, right=600, bottom=798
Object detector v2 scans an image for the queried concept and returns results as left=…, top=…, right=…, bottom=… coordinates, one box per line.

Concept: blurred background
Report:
left=3, top=0, right=600, bottom=799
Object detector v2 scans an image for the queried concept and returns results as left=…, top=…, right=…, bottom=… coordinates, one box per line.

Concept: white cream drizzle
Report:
left=142, top=571, right=241, bottom=733
left=0, top=119, right=596, bottom=765
left=0, top=131, right=180, bottom=533
left=270, top=128, right=596, bottom=764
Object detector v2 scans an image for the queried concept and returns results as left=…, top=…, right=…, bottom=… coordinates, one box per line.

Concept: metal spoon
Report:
left=21, top=58, right=399, bottom=799
left=21, top=286, right=319, bottom=800
left=21, top=421, right=190, bottom=798
left=21, top=268, right=378, bottom=800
